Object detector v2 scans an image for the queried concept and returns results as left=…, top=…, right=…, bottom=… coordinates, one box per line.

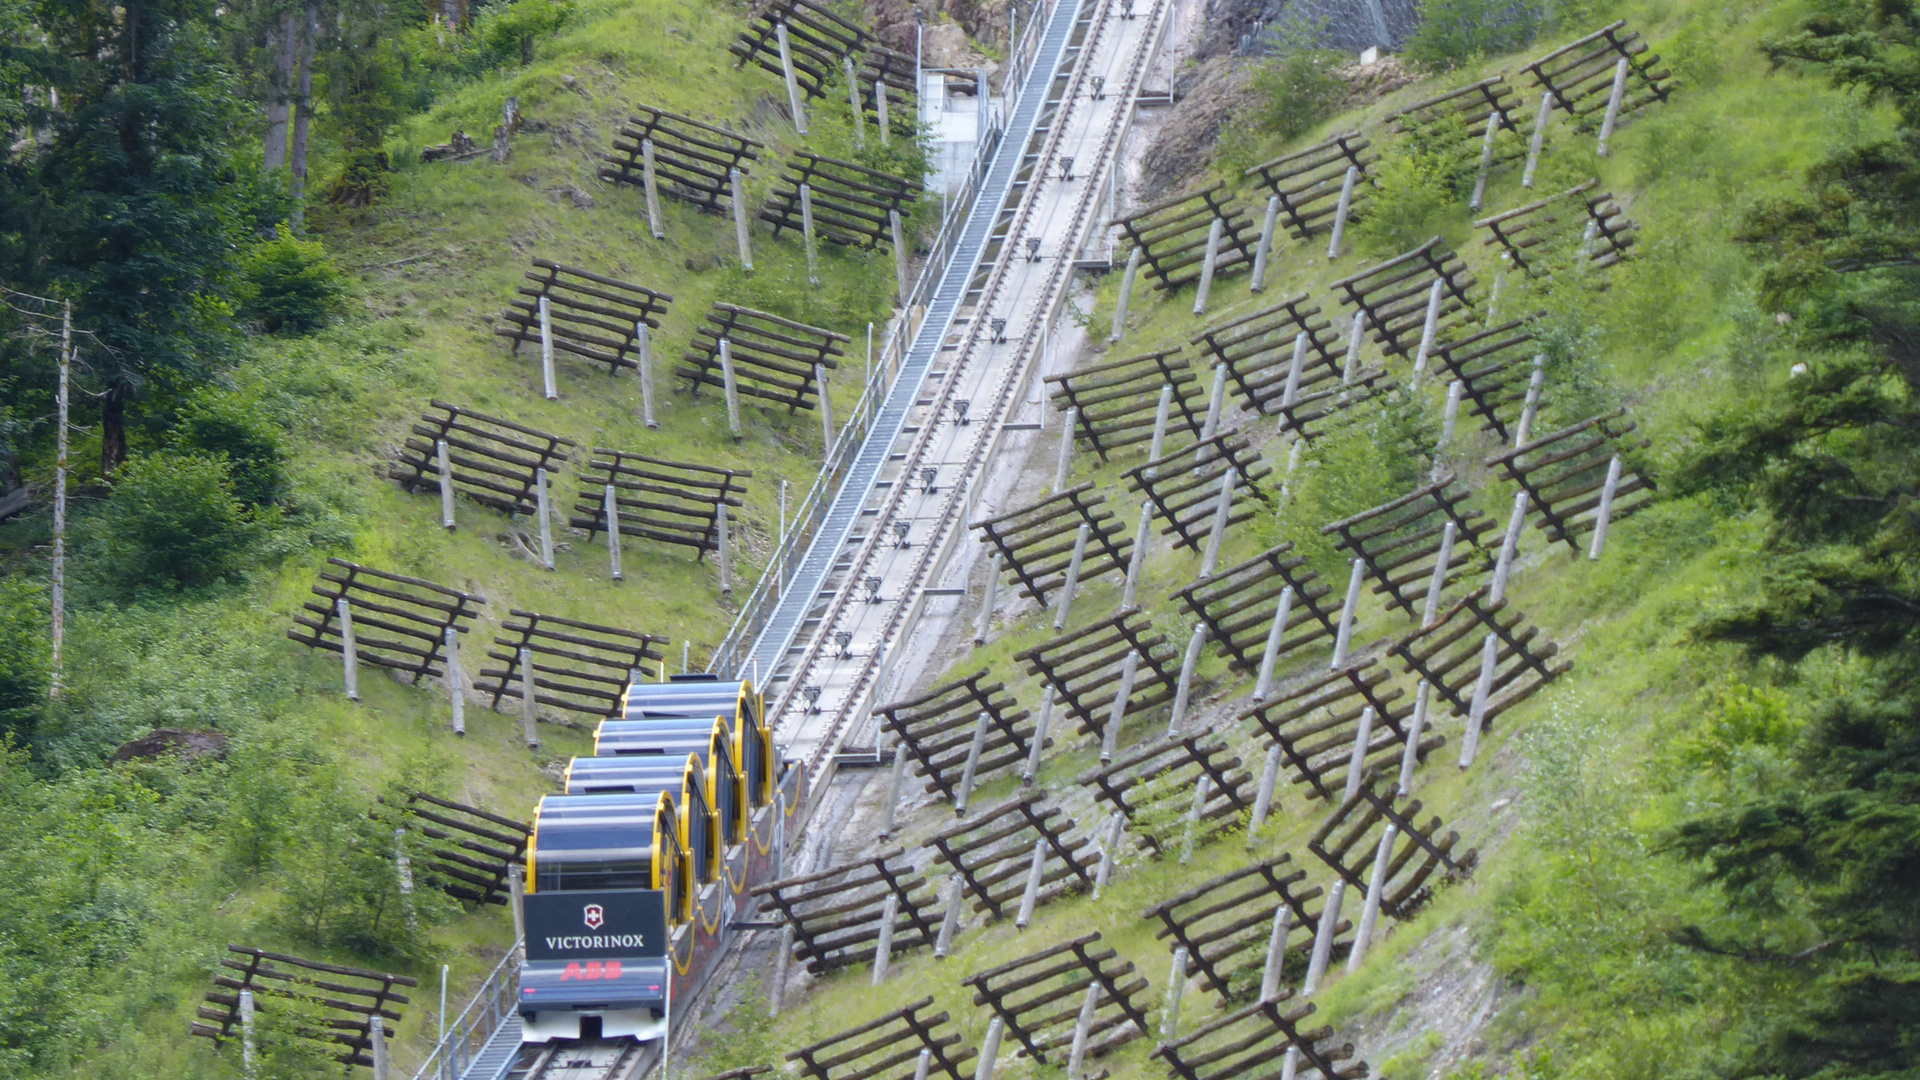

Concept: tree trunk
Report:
left=263, top=8, right=297, bottom=173
left=100, top=384, right=128, bottom=478
left=289, top=4, right=316, bottom=227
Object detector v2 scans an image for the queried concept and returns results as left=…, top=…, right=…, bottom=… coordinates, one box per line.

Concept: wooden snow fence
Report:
left=472, top=610, right=665, bottom=720
left=1484, top=409, right=1655, bottom=551
left=1140, top=854, right=1345, bottom=1000
left=1427, top=319, right=1540, bottom=443
left=1389, top=585, right=1571, bottom=723
left=926, top=792, right=1100, bottom=920
left=971, top=482, right=1133, bottom=605
left=1122, top=430, right=1273, bottom=552
left=1112, top=183, right=1259, bottom=291
left=856, top=45, right=920, bottom=141
left=751, top=848, right=941, bottom=975
left=288, top=558, right=485, bottom=683
left=383, top=791, right=532, bottom=907
left=731, top=0, right=875, bottom=99
left=1078, top=737, right=1256, bottom=857
left=961, top=932, right=1151, bottom=1064
left=1243, top=131, right=1377, bottom=241
left=1187, top=293, right=1387, bottom=432
left=1524, top=20, right=1674, bottom=126
left=1475, top=179, right=1637, bottom=274
left=786, top=997, right=976, bottom=1080
left=1330, top=238, right=1480, bottom=364
left=190, top=946, right=416, bottom=1068
left=569, top=449, right=751, bottom=560
left=1307, top=772, right=1477, bottom=920
left=761, top=153, right=920, bottom=249
left=1320, top=473, right=1496, bottom=618
left=495, top=260, right=672, bottom=375
left=1387, top=75, right=1522, bottom=159
left=388, top=400, right=575, bottom=516
left=681, top=303, right=847, bottom=412
left=1237, top=659, right=1440, bottom=801
left=1169, top=542, right=1339, bottom=674
left=1153, top=994, right=1367, bottom=1080
left=696, top=1069, right=775, bottom=1080
left=599, top=105, right=764, bottom=212
left=1014, top=610, right=1181, bottom=738
left=1045, top=348, right=1205, bottom=460
left=876, top=670, right=1039, bottom=799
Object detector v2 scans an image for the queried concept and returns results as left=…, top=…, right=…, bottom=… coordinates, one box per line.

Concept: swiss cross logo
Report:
left=583, top=903, right=605, bottom=930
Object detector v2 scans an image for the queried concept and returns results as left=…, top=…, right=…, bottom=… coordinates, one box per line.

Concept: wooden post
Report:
left=1253, top=586, right=1295, bottom=701
left=776, top=22, right=807, bottom=133
left=976, top=554, right=1001, bottom=644
left=1014, top=839, right=1046, bottom=929
left=1122, top=502, right=1152, bottom=610
left=1589, top=455, right=1623, bottom=560
left=1522, top=91, right=1551, bottom=188
left=872, top=892, right=899, bottom=984
left=1331, top=558, right=1365, bottom=668
left=1492, top=489, right=1528, bottom=603
left=1348, top=824, right=1397, bottom=971
left=1167, top=622, right=1206, bottom=737
left=1193, top=218, right=1224, bottom=315
left=1328, top=165, right=1358, bottom=259
left=1459, top=633, right=1500, bottom=769
left=1469, top=116, right=1499, bottom=212
left=1412, top=279, right=1443, bottom=385
left=1597, top=57, right=1630, bottom=157
left=1200, top=470, right=1235, bottom=578
left=1178, top=775, right=1211, bottom=864
left=816, top=363, right=836, bottom=455
left=1343, top=309, right=1365, bottom=384
left=239, top=989, right=257, bottom=1077
left=605, top=485, right=624, bottom=582
left=50, top=302, right=69, bottom=698
left=1304, top=878, right=1346, bottom=993
left=1094, top=812, right=1124, bottom=898
left=337, top=598, right=360, bottom=701
left=1054, top=524, right=1090, bottom=630
left=1054, top=407, right=1077, bottom=490
left=445, top=626, right=465, bottom=735
left=976, top=1018, right=1005, bottom=1080
left=883, top=743, right=908, bottom=834
left=1023, top=685, right=1054, bottom=784
left=719, top=338, right=744, bottom=438
left=731, top=167, right=753, bottom=269
left=519, top=647, right=540, bottom=747
left=535, top=467, right=554, bottom=570
left=1102, top=650, right=1140, bottom=763
left=1147, top=384, right=1173, bottom=470
left=641, top=138, right=665, bottom=239
left=637, top=323, right=658, bottom=428
left=1111, top=247, right=1143, bottom=341
left=890, top=210, right=911, bottom=301
left=934, top=874, right=962, bottom=958
left=845, top=58, right=867, bottom=147
left=717, top=503, right=733, bottom=595
left=799, top=182, right=821, bottom=285
left=1260, top=905, right=1293, bottom=1001
left=1161, top=947, right=1189, bottom=1041
left=539, top=296, right=558, bottom=400
left=1066, top=982, right=1101, bottom=1078
left=1248, top=743, right=1282, bottom=842
left=437, top=439, right=456, bottom=529
left=955, top=711, right=990, bottom=814
left=1251, top=195, right=1279, bottom=292
left=875, top=79, right=891, bottom=146
left=1399, top=681, right=1431, bottom=796
left=1281, top=331, right=1308, bottom=409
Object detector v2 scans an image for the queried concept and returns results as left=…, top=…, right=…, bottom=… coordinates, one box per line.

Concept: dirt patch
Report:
left=110, top=728, right=229, bottom=764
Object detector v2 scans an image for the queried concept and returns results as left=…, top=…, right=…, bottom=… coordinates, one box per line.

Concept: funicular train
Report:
left=518, top=676, right=803, bottom=1045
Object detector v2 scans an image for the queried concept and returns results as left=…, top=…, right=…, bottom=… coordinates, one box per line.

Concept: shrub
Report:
left=177, top=388, right=287, bottom=508
left=474, top=0, right=576, bottom=66
left=1404, top=0, right=1541, bottom=72
left=1248, top=17, right=1346, bottom=141
left=0, top=580, right=49, bottom=739
left=100, top=451, right=256, bottom=587
left=239, top=229, right=347, bottom=335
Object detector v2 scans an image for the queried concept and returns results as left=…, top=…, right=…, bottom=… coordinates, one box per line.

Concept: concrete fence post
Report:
left=1167, top=623, right=1207, bottom=738
left=1015, top=839, right=1047, bottom=928
left=1469, top=116, right=1499, bottom=212
left=1412, top=279, right=1443, bottom=385
left=730, top=167, right=753, bottom=269
left=1102, top=651, right=1140, bottom=763
left=1588, top=455, right=1624, bottom=560
left=1459, top=633, right=1501, bottom=769
left=1161, top=947, right=1189, bottom=1041
left=717, top=503, right=733, bottom=595
left=890, top=210, right=911, bottom=301
left=1492, top=489, right=1529, bottom=604
left=1343, top=309, right=1366, bottom=384
left=935, top=874, right=963, bottom=958
left=539, top=296, right=558, bottom=401
left=1304, top=878, right=1346, bottom=993
left=1112, top=247, right=1143, bottom=342
left=719, top=339, right=743, bottom=438
left=875, top=80, right=891, bottom=146
left=641, top=138, right=665, bottom=239
left=975, top=1018, right=1006, bottom=1080
left=444, top=626, right=465, bottom=735
left=776, top=22, right=807, bottom=133
left=519, top=647, right=540, bottom=747
left=1260, top=905, right=1293, bottom=1001
left=1193, top=218, right=1224, bottom=315
left=1178, top=775, right=1211, bottom=864
left=799, top=183, right=821, bottom=285
left=1024, top=685, right=1055, bottom=785
left=1597, top=57, right=1630, bottom=157
left=955, top=711, right=991, bottom=815
left=1522, top=91, right=1552, bottom=188
left=1253, top=586, right=1296, bottom=701
left=1055, top=407, right=1078, bottom=490
left=605, top=486, right=624, bottom=582
left=1398, top=681, right=1431, bottom=796
left=1094, top=812, right=1124, bottom=898
left=437, top=438, right=457, bottom=529
left=1331, top=558, right=1365, bottom=668
left=872, top=892, right=899, bottom=984
left=976, top=554, right=1001, bottom=645
left=1251, top=196, right=1279, bottom=291
left=1248, top=743, right=1282, bottom=842
left=1281, top=332, right=1308, bottom=410
left=1067, top=981, right=1102, bottom=1077
left=535, top=468, right=555, bottom=570
left=1122, top=502, right=1152, bottom=610
left=816, top=363, right=836, bottom=458
left=1055, top=524, right=1090, bottom=630
left=883, top=744, right=908, bottom=834
left=338, top=598, right=360, bottom=701
left=1328, top=165, right=1358, bottom=260
left=1348, top=824, right=1398, bottom=972
left=1199, top=470, right=1236, bottom=578
left=240, top=989, right=257, bottom=1077
left=1422, top=521, right=1458, bottom=625
left=846, top=58, right=867, bottom=146
left=636, top=323, right=659, bottom=428
left=1147, top=384, right=1173, bottom=470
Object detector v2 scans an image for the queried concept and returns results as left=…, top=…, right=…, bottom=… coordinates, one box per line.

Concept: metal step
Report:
left=459, top=1013, right=523, bottom=1080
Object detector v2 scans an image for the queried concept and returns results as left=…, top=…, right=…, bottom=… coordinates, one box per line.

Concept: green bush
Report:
left=1403, top=0, right=1541, bottom=72
left=100, top=451, right=257, bottom=588
left=176, top=388, right=287, bottom=508
left=0, top=580, right=49, bottom=740
left=474, top=0, right=576, bottom=66
left=239, top=230, right=348, bottom=335
left=1248, top=17, right=1346, bottom=141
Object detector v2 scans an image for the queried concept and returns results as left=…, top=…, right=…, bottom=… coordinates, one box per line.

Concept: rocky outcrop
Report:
left=1141, top=57, right=1256, bottom=195
left=111, top=728, right=230, bottom=764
